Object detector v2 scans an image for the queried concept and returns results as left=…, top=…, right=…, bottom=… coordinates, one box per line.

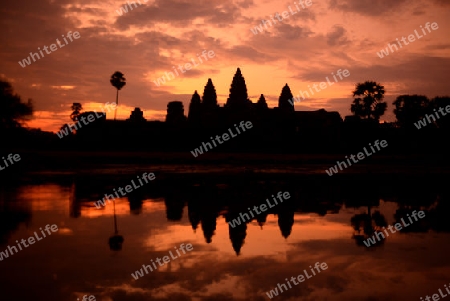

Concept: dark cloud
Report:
left=225, top=45, right=279, bottom=63
left=114, top=0, right=247, bottom=30
left=329, top=0, right=408, bottom=16
left=433, top=0, right=450, bottom=5
left=274, top=23, right=314, bottom=39
left=327, top=25, right=350, bottom=46
left=412, top=10, right=426, bottom=16
left=348, top=56, right=450, bottom=96
left=235, top=0, right=254, bottom=9
left=292, top=55, right=450, bottom=97
left=425, top=44, right=450, bottom=50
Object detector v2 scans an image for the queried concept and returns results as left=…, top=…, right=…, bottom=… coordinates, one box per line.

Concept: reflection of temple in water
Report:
left=227, top=212, right=247, bottom=255
left=1, top=169, right=449, bottom=258
left=63, top=175, right=450, bottom=254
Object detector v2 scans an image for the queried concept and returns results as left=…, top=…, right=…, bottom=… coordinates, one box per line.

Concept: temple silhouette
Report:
left=73, top=68, right=343, bottom=152
left=2, top=67, right=449, bottom=155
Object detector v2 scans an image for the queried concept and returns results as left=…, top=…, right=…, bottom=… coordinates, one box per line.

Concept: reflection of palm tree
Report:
left=109, top=200, right=124, bottom=251
left=351, top=205, right=387, bottom=247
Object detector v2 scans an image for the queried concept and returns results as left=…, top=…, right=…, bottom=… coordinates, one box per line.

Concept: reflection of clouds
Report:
left=18, top=184, right=69, bottom=212
left=83, top=198, right=165, bottom=218
left=58, top=227, right=74, bottom=235
left=2, top=183, right=450, bottom=301
left=126, top=211, right=426, bottom=300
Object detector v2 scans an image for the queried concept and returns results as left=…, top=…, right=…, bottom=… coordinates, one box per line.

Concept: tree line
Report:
left=0, top=76, right=449, bottom=134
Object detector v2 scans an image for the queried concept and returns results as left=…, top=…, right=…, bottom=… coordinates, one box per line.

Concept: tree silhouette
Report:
left=202, top=78, right=218, bottom=109
left=350, top=81, right=387, bottom=121
left=0, top=80, right=33, bottom=130
left=278, top=84, right=294, bottom=112
left=70, top=103, right=83, bottom=121
left=351, top=207, right=387, bottom=247
left=110, top=71, right=126, bottom=120
left=393, top=95, right=430, bottom=129
left=59, top=124, right=74, bottom=136
left=430, top=96, right=450, bottom=129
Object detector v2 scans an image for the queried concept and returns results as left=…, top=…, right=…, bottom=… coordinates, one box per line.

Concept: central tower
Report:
left=225, top=68, right=252, bottom=111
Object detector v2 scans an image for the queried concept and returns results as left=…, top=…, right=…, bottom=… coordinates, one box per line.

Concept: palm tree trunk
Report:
left=113, top=199, right=118, bottom=235
left=114, top=89, right=119, bottom=120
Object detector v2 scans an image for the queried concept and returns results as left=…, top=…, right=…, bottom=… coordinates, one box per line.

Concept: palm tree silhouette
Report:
left=110, top=71, right=126, bottom=120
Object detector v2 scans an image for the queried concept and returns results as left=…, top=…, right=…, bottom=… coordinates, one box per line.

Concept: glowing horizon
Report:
left=2, top=0, right=449, bottom=132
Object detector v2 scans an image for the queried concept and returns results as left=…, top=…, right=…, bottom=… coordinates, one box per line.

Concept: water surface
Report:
left=1, top=172, right=449, bottom=301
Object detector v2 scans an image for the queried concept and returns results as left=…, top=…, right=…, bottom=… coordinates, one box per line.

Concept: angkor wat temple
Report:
left=181, top=68, right=342, bottom=139
left=74, top=68, right=345, bottom=152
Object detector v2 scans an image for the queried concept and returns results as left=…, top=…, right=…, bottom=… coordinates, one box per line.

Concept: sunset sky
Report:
left=1, top=0, right=449, bottom=132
